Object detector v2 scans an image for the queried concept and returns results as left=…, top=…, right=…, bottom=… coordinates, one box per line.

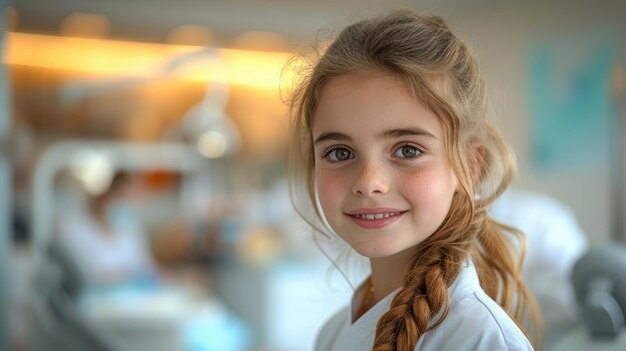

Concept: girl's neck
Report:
left=368, top=246, right=414, bottom=304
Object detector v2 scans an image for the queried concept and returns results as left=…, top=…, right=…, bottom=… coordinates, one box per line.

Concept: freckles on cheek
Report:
left=402, top=171, right=448, bottom=206
left=407, top=169, right=458, bottom=216
left=401, top=172, right=432, bottom=197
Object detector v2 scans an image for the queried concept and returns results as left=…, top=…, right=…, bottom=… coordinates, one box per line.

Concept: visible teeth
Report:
left=355, top=212, right=400, bottom=220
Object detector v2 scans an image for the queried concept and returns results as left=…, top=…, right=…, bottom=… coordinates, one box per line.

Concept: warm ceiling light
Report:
left=3, top=32, right=294, bottom=89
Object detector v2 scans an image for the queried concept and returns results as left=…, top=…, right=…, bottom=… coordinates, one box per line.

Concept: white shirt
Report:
left=314, top=261, right=533, bottom=351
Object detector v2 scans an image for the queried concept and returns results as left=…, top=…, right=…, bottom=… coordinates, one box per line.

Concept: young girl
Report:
left=286, top=9, right=541, bottom=351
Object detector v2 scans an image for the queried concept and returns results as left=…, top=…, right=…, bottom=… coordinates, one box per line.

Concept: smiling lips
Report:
left=352, top=212, right=402, bottom=220
left=346, top=208, right=407, bottom=229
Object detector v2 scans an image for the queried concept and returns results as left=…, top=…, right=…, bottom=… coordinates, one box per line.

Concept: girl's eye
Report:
left=393, top=144, right=422, bottom=159
left=324, top=147, right=355, bottom=162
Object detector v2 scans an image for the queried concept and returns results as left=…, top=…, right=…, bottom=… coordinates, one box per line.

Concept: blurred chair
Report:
left=572, top=245, right=626, bottom=338
left=27, top=241, right=127, bottom=351
left=547, top=245, right=626, bottom=351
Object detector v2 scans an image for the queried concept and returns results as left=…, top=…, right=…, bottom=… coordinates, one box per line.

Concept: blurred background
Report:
left=1, top=0, right=626, bottom=351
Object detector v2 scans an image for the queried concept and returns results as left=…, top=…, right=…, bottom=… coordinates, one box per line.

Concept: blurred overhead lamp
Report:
left=197, top=131, right=227, bottom=159
left=68, top=148, right=114, bottom=196
left=181, top=81, right=241, bottom=159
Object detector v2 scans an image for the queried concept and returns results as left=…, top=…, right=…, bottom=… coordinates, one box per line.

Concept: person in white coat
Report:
left=58, top=172, right=155, bottom=286
left=286, top=9, right=540, bottom=351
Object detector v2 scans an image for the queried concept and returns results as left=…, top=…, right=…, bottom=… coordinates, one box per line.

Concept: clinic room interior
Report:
left=2, top=0, right=626, bottom=350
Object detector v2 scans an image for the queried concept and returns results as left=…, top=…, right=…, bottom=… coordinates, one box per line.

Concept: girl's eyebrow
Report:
left=313, top=132, right=350, bottom=145
left=383, top=128, right=437, bottom=140
left=314, top=128, right=437, bottom=145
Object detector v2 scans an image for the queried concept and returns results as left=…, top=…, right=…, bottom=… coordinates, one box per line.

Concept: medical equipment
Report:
left=572, top=245, right=626, bottom=338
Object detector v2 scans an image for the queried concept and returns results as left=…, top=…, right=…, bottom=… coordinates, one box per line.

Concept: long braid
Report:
left=373, top=192, right=475, bottom=351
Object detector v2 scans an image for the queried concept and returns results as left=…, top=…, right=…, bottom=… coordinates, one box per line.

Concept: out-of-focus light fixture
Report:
left=3, top=32, right=293, bottom=89
left=181, top=82, right=241, bottom=159
left=68, top=149, right=114, bottom=196
left=197, top=131, right=227, bottom=158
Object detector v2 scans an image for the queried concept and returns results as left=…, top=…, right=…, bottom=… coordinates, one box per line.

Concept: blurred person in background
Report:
left=57, top=171, right=156, bottom=286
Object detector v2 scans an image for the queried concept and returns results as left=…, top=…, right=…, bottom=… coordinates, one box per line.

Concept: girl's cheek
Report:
left=401, top=170, right=447, bottom=202
left=316, top=172, right=345, bottom=210
left=402, top=168, right=457, bottom=215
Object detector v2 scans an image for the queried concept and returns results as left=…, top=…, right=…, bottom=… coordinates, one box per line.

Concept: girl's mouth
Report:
left=351, top=212, right=403, bottom=220
left=346, top=209, right=407, bottom=229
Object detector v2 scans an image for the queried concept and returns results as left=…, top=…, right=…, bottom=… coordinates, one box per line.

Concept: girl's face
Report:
left=311, top=73, right=458, bottom=258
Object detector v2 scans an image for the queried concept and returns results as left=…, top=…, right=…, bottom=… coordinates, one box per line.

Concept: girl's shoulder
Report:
left=421, top=291, right=533, bottom=350
left=416, top=263, right=534, bottom=351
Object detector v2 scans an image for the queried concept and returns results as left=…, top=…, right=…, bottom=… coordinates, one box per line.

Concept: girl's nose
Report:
left=351, top=162, right=390, bottom=197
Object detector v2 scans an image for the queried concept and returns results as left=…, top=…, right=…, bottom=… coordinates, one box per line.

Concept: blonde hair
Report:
left=286, top=9, right=541, bottom=351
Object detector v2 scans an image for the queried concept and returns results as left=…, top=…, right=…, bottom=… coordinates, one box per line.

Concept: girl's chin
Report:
left=351, top=243, right=409, bottom=259
left=349, top=239, right=422, bottom=259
